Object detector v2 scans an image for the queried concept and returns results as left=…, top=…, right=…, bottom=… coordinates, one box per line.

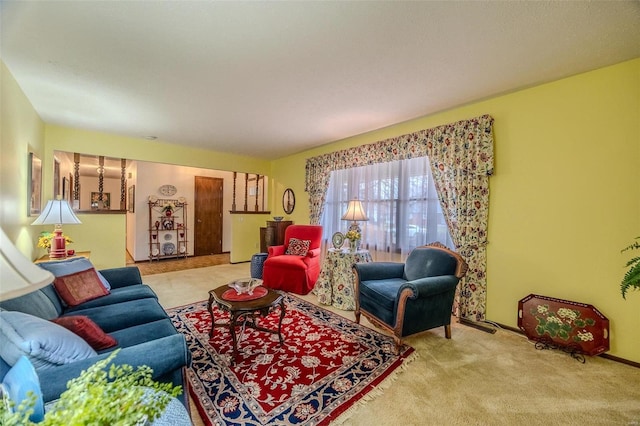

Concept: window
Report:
left=321, top=156, right=453, bottom=259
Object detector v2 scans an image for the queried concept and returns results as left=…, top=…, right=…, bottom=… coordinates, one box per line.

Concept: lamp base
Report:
left=348, top=222, right=361, bottom=235
left=49, top=228, right=67, bottom=259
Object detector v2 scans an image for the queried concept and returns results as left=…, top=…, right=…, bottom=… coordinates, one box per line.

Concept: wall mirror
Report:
left=283, top=188, right=295, bottom=214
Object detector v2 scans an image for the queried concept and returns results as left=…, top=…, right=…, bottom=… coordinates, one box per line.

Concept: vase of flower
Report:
left=345, top=229, right=361, bottom=252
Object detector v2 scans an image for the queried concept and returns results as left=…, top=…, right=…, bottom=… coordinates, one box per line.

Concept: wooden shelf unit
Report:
left=148, top=199, right=188, bottom=261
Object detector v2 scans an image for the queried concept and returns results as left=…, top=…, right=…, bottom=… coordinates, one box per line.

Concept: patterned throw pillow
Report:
left=53, top=268, right=110, bottom=307
left=285, top=238, right=311, bottom=256
left=52, top=316, right=117, bottom=351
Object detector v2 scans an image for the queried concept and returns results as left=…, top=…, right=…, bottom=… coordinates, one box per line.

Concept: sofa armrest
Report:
left=354, top=262, right=405, bottom=282
left=402, top=275, right=460, bottom=298
left=267, top=245, right=286, bottom=257
left=36, top=334, right=190, bottom=402
left=99, top=266, right=143, bottom=289
left=306, top=248, right=321, bottom=258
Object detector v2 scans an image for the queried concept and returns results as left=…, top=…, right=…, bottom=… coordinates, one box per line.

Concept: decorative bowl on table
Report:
left=230, top=278, right=262, bottom=295
left=273, top=216, right=284, bottom=221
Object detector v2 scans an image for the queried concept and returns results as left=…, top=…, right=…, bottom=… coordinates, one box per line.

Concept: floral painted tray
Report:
left=517, top=294, right=609, bottom=356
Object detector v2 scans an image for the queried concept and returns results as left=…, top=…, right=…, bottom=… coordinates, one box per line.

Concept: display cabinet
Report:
left=148, top=198, right=188, bottom=261
left=259, top=220, right=292, bottom=253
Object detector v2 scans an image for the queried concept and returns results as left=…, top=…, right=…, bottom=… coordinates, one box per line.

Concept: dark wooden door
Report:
left=194, top=176, right=223, bottom=255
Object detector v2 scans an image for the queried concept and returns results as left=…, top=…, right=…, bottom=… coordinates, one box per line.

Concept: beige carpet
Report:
left=144, top=263, right=640, bottom=426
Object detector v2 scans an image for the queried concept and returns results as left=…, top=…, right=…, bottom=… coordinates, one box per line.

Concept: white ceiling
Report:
left=2, top=1, right=639, bottom=160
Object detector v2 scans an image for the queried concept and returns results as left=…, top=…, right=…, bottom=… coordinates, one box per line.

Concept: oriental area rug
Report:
left=167, top=295, right=416, bottom=425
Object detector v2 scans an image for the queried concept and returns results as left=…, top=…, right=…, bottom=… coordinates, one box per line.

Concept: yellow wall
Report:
left=229, top=213, right=272, bottom=263
left=271, top=58, right=640, bottom=362
left=0, top=62, right=46, bottom=258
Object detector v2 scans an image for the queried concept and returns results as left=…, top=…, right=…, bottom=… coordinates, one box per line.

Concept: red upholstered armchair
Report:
left=262, top=225, right=323, bottom=295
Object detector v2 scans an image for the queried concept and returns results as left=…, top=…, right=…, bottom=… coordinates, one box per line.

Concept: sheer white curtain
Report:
left=321, top=156, right=453, bottom=261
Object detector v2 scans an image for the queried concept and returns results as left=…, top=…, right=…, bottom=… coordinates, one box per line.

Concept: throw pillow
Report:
left=52, top=316, right=117, bottom=351
left=0, top=311, right=96, bottom=369
left=285, top=238, right=311, bottom=256
left=1, top=355, right=44, bottom=422
left=37, top=257, right=111, bottom=291
left=53, top=268, right=110, bottom=307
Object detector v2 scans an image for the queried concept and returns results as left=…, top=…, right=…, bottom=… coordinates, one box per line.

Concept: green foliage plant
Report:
left=621, top=237, right=640, bottom=299
left=1, top=350, right=181, bottom=425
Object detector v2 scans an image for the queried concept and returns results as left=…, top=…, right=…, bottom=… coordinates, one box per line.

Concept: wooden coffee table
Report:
left=207, top=284, right=286, bottom=362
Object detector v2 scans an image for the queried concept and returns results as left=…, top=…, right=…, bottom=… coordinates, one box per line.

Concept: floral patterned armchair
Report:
left=354, top=242, right=468, bottom=352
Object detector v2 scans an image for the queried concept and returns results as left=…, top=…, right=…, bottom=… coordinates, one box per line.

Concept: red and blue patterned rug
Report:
left=167, top=295, right=416, bottom=425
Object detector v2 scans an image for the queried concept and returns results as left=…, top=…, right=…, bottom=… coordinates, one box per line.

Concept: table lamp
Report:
left=0, top=227, right=54, bottom=301
left=31, top=199, right=82, bottom=259
left=341, top=199, right=368, bottom=234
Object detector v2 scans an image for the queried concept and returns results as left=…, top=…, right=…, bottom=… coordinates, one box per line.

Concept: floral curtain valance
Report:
left=305, top=114, right=494, bottom=223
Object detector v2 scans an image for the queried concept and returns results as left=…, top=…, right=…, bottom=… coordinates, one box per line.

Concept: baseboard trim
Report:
left=490, top=321, right=640, bottom=369
left=458, top=318, right=497, bottom=334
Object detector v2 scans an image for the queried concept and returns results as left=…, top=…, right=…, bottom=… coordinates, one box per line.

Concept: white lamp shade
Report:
left=341, top=199, right=368, bottom=222
left=0, top=228, right=54, bottom=301
left=31, top=200, right=82, bottom=225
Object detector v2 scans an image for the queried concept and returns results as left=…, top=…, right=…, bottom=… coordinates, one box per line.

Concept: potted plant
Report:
left=1, top=350, right=181, bottom=425
left=621, top=237, right=640, bottom=299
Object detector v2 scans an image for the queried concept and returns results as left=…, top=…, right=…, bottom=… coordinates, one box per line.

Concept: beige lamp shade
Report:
left=31, top=199, right=82, bottom=226
left=341, top=199, right=368, bottom=222
left=0, top=227, right=54, bottom=301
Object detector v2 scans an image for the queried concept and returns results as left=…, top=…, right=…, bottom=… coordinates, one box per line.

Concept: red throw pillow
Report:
left=286, top=238, right=311, bottom=256
left=52, top=316, right=117, bottom=351
left=53, top=267, right=110, bottom=307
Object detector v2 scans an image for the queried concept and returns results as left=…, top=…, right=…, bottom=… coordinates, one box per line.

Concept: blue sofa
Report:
left=0, top=264, right=191, bottom=408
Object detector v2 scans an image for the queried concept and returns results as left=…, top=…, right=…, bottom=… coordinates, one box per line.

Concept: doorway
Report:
left=194, top=176, right=224, bottom=255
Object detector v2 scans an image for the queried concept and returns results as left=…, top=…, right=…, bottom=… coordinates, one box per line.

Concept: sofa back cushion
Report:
left=0, top=285, right=61, bottom=319
left=37, top=258, right=111, bottom=291
left=404, top=247, right=458, bottom=281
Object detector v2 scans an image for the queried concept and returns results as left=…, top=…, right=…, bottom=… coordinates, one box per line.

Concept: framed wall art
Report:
left=91, top=192, right=110, bottom=210
left=128, top=185, right=135, bottom=213
left=28, top=152, right=42, bottom=216
left=62, top=176, right=71, bottom=202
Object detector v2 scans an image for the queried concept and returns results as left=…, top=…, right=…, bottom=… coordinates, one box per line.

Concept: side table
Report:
left=314, top=248, right=372, bottom=310
left=208, top=284, right=286, bottom=363
left=35, top=251, right=91, bottom=263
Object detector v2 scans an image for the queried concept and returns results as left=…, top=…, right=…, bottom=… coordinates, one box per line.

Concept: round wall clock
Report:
left=283, top=188, right=295, bottom=214
left=159, top=184, right=177, bottom=196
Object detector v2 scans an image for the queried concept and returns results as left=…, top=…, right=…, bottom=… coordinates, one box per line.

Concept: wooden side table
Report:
left=35, top=251, right=91, bottom=263
left=314, top=248, right=372, bottom=310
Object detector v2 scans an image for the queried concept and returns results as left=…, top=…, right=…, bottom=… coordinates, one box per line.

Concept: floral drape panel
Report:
left=423, top=115, right=494, bottom=321
left=305, top=114, right=494, bottom=320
